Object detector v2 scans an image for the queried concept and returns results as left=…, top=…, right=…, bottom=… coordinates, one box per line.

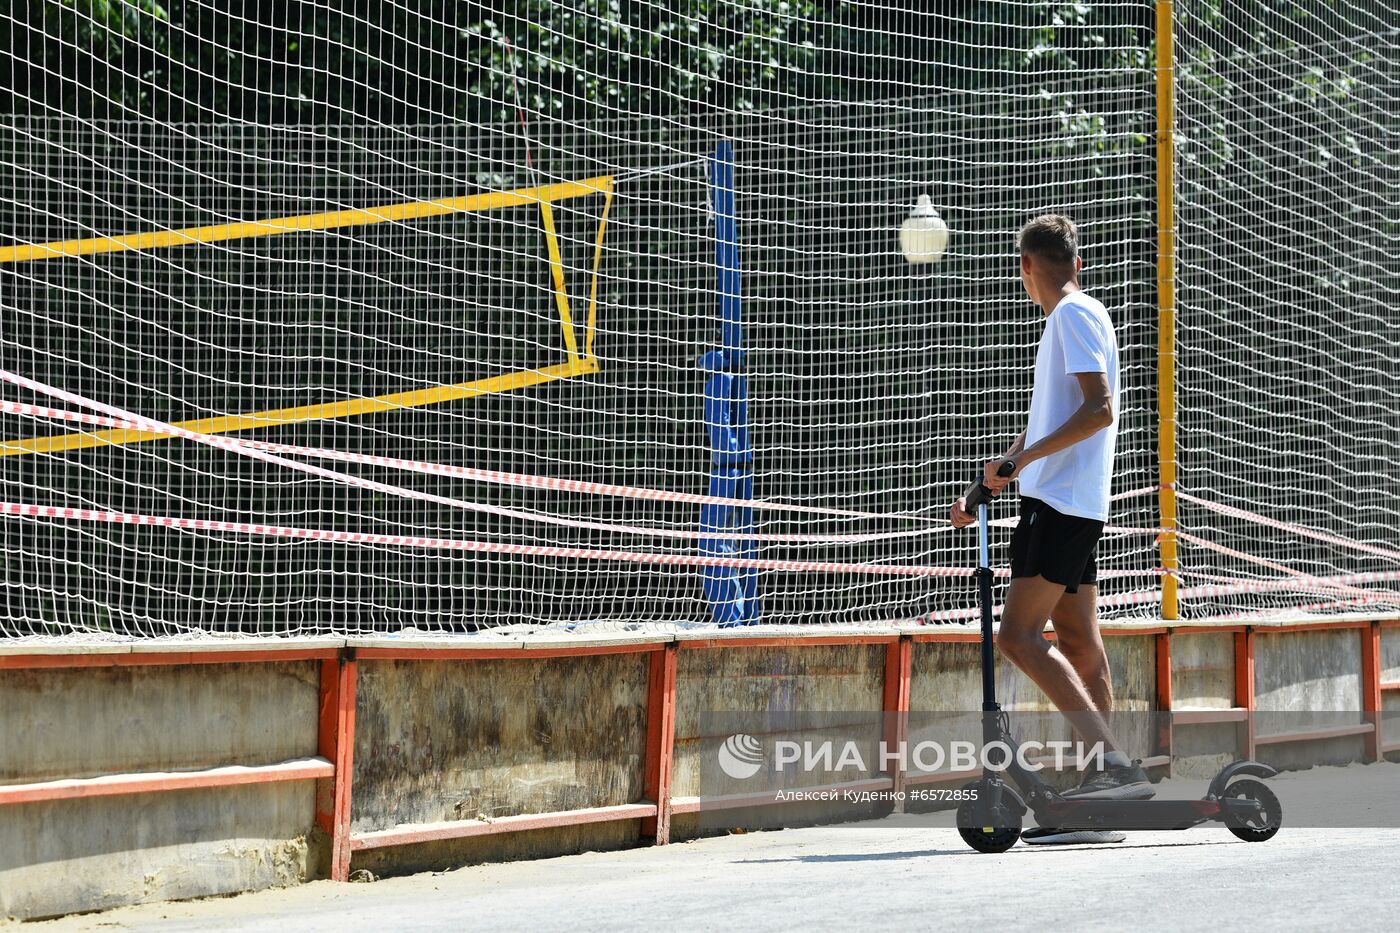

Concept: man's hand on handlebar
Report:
left=949, top=494, right=975, bottom=529
left=982, top=457, right=1021, bottom=493
left=952, top=459, right=1017, bottom=529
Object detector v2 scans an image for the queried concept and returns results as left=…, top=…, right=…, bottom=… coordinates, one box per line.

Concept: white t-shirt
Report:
left=1016, top=291, right=1120, bottom=522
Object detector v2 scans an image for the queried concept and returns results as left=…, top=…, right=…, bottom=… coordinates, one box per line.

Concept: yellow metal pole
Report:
left=1155, top=0, right=1181, bottom=620
left=0, top=176, right=614, bottom=264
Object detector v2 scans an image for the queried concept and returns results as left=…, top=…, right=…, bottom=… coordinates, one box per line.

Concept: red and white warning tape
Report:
left=918, top=580, right=1175, bottom=623
left=917, top=568, right=1400, bottom=624
left=0, top=395, right=942, bottom=545
left=0, top=398, right=1174, bottom=546
left=1174, top=489, right=1400, bottom=563
left=0, top=500, right=969, bottom=577
left=1172, top=530, right=1394, bottom=599
left=1175, top=569, right=1400, bottom=600
left=0, top=375, right=1393, bottom=604
left=0, top=399, right=941, bottom=523
left=0, top=500, right=1163, bottom=580
left=1199, top=593, right=1400, bottom=622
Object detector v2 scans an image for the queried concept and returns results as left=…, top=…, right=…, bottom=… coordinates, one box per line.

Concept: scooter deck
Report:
left=1037, top=797, right=1222, bottom=832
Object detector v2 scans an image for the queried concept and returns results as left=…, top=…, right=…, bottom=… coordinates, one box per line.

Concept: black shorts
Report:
left=1009, top=497, right=1104, bottom=594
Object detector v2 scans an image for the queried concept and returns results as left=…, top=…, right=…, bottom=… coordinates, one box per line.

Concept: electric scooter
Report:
left=955, top=461, right=1282, bottom=852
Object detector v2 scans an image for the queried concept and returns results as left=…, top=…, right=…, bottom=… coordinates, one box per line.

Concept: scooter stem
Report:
left=976, top=502, right=997, bottom=712
left=977, top=502, right=991, bottom=572
left=966, top=460, right=1014, bottom=714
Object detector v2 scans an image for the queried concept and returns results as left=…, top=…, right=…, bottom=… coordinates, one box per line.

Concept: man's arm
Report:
left=1019, top=371, right=1113, bottom=463
left=984, top=372, right=1113, bottom=491
left=949, top=429, right=1029, bottom=528
left=959, top=430, right=1026, bottom=500
left=952, top=304, right=1114, bottom=527
left=1001, top=429, right=1028, bottom=464
left=950, top=380, right=1110, bottom=527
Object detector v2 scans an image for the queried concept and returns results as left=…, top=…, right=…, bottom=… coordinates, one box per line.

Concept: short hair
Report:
left=1017, top=214, right=1079, bottom=266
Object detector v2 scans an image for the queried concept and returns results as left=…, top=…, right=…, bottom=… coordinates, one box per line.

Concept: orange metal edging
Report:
left=670, top=778, right=895, bottom=815
left=350, top=803, right=659, bottom=851
left=0, top=759, right=333, bottom=806
left=900, top=754, right=1173, bottom=789
left=642, top=644, right=678, bottom=844
left=353, top=643, right=661, bottom=662
left=1253, top=723, right=1376, bottom=747
left=1363, top=621, right=1382, bottom=761
left=1262, top=620, right=1372, bottom=635
left=0, top=647, right=339, bottom=670
left=316, top=655, right=358, bottom=882
left=1235, top=628, right=1256, bottom=760
left=680, top=635, right=899, bottom=650
left=910, top=626, right=1170, bottom=646
left=1155, top=631, right=1173, bottom=772
left=911, top=632, right=983, bottom=644
left=1172, top=708, right=1248, bottom=725
left=882, top=636, right=913, bottom=800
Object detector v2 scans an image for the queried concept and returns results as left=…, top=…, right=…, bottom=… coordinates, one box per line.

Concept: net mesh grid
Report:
left=0, top=1, right=1394, bottom=639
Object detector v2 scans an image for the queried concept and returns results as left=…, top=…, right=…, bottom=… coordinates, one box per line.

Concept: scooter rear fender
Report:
left=1206, top=760, right=1279, bottom=799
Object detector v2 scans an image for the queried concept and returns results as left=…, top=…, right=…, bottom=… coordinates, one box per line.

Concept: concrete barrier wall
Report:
left=1382, top=625, right=1400, bottom=684
left=1167, top=631, right=1240, bottom=777
left=1378, top=625, right=1400, bottom=762
left=354, top=655, right=649, bottom=828
left=2, top=618, right=1397, bottom=919
left=1254, top=629, right=1367, bottom=770
left=907, top=635, right=1156, bottom=778
left=0, top=785, right=312, bottom=920
left=671, top=641, right=888, bottom=838
left=1170, top=632, right=1234, bottom=708
left=350, top=653, right=650, bottom=876
left=0, top=660, right=321, bottom=919
left=1, top=662, right=320, bottom=780
left=673, top=642, right=885, bottom=798
left=1255, top=629, right=1361, bottom=712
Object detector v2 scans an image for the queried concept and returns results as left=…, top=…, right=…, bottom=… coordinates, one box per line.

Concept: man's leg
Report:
left=1000, top=574, right=1151, bottom=801
left=1050, top=584, right=1112, bottom=714
left=998, top=574, right=1116, bottom=749
left=1006, top=578, right=1136, bottom=842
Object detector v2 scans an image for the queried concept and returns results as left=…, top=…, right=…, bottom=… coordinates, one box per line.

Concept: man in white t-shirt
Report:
left=949, top=215, right=1150, bottom=844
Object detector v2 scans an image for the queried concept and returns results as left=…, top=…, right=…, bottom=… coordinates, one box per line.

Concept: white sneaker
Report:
left=1021, top=827, right=1126, bottom=845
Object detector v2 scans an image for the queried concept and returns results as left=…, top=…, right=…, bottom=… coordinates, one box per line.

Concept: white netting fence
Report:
left=0, top=1, right=1393, bottom=637
left=1174, top=0, right=1400, bottom=620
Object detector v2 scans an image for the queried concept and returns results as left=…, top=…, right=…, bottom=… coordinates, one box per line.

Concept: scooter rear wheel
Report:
left=956, top=781, right=1022, bottom=853
left=1222, top=778, right=1281, bottom=842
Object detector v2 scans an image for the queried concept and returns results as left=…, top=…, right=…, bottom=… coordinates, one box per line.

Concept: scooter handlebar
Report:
left=963, top=460, right=1017, bottom=512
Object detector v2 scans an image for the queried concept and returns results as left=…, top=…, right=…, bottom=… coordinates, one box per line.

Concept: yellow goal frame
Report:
left=0, top=175, right=615, bottom=457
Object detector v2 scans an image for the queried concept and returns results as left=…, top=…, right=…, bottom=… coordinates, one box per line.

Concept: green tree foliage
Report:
left=7, top=1, right=1154, bottom=123
left=5, top=0, right=170, bottom=117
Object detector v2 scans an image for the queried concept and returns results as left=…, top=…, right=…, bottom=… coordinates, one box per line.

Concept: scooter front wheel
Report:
left=956, top=780, right=1022, bottom=853
left=1222, top=778, right=1281, bottom=842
